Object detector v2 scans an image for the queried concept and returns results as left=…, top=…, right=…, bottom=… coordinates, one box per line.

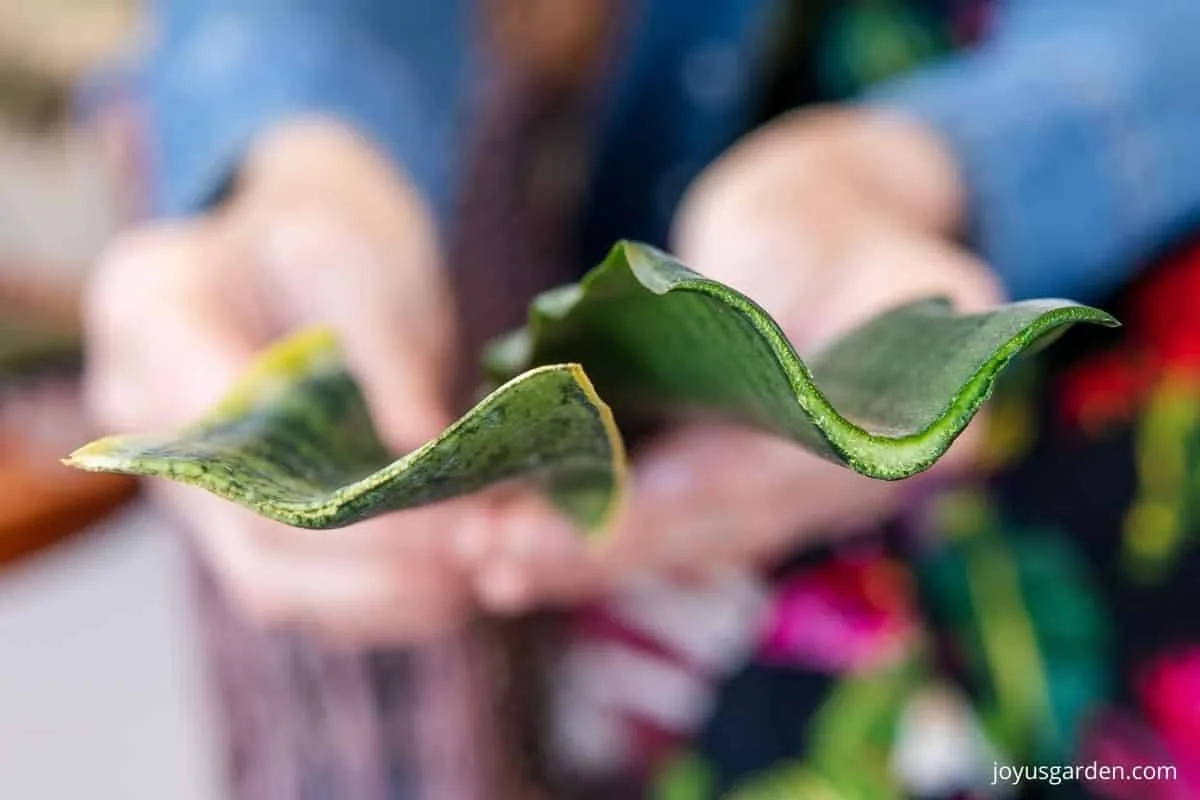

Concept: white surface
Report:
left=0, top=505, right=220, bottom=800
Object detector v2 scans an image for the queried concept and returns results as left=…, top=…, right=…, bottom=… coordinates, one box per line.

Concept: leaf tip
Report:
left=62, top=438, right=128, bottom=473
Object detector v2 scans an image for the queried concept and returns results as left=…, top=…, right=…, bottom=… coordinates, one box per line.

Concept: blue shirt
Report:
left=142, top=0, right=1200, bottom=301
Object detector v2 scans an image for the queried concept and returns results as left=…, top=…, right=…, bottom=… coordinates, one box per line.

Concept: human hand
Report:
left=466, top=108, right=1004, bottom=611
left=84, top=119, right=481, bottom=645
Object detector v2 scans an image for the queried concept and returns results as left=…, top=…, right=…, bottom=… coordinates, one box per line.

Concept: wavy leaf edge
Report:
left=63, top=240, right=1118, bottom=532
left=66, top=330, right=629, bottom=530
left=490, top=240, right=1118, bottom=479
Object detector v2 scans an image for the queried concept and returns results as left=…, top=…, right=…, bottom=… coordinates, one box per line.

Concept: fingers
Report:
left=802, top=228, right=1005, bottom=350
left=460, top=412, right=990, bottom=616
left=454, top=428, right=895, bottom=614
left=598, top=426, right=898, bottom=573
left=161, top=481, right=476, bottom=646
left=86, top=213, right=470, bottom=647
left=463, top=491, right=599, bottom=613
left=597, top=402, right=988, bottom=578
left=249, top=212, right=455, bottom=450
left=228, top=140, right=456, bottom=452
left=84, top=222, right=258, bottom=432
left=83, top=126, right=479, bottom=647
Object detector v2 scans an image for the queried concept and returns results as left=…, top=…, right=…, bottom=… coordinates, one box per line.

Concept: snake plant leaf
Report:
left=66, top=329, right=626, bottom=530
left=64, top=240, right=1116, bottom=533
left=486, top=241, right=1118, bottom=478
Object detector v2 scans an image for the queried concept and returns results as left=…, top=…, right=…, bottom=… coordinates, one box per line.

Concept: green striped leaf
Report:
left=64, top=241, right=1117, bottom=532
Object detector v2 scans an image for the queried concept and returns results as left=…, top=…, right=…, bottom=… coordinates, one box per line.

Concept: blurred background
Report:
left=0, top=2, right=220, bottom=797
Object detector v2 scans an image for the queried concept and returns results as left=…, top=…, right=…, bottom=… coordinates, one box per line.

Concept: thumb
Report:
left=84, top=223, right=259, bottom=433
left=597, top=424, right=899, bottom=576
left=254, top=215, right=455, bottom=451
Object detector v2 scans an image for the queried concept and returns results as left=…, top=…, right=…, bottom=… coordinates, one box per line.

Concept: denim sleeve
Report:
left=142, top=1, right=470, bottom=222
left=868, top=0, right=1200, bottom=300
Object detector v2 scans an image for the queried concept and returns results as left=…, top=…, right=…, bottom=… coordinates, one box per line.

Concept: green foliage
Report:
left=65, top=241, right=1117, bottom=533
